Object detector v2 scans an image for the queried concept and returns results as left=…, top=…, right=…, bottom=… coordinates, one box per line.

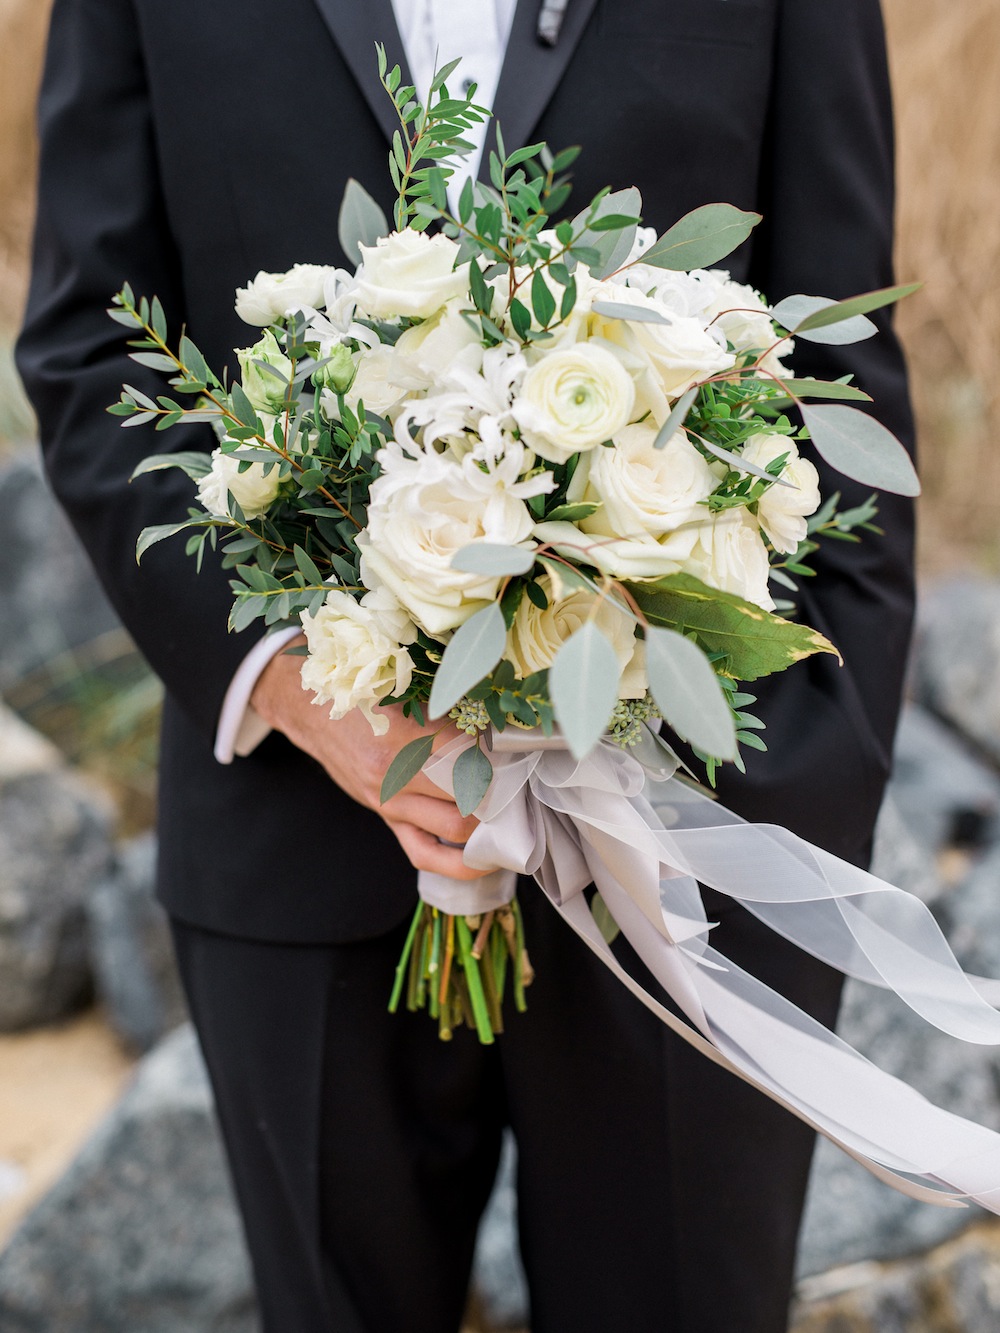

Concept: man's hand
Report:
left=251, top=637, right=483, bottom=879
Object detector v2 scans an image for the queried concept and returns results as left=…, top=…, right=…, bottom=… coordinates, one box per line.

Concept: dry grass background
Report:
left=0, top=0, right=998, bottom=567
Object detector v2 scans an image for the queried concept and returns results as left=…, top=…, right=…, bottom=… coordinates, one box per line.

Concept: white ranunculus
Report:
left=681, top=509, right=775, bottom=611
left=235, top=264, right=337, bottom=325
left=355, top=230, right=466, bottom=320
left=197, top=445, right=282, bottom=520
left=588, top=284, right=736, bottom=419
left=742, top=432, right=821, bottom=554
left=300, top=588, right=415, bottom=736
left=236, top=330, right=293, bottom=414
left=358, top=443, right=545, bottom=637
left=512, top=342, right=636, bottom=463
left=394, top=299, right=485, bottom=384
left=506, top=577, right=646, bottom=698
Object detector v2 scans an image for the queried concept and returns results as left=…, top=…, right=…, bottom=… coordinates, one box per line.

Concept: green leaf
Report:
left=338, top=177, right=389, bottom=265
left=380, top=733, right=436, bottom=804
left=630, top=573, right=840, bottom=682
left=590, top=300, right=672, bottom=326
left=801, top=404, right=920, bottom=497
left=591, top=892, right=621, bottom=946
left=293, top=544, right=324, bottom=585
left=530, top=270, right=557, bottom=327
left=451, top=543, right=536, bottom=577
left=769, top=378, right=872, bottom=404
left=549, top=621, right=622, bottom=760
left=129, top=351, right=176, bottom=372
left=509, top=299, right=531, bottom=340
left=545, top=502, right=601, bottom=523
left=131, top=451, right=211, bottom=482
left=792, top=282, right=921, bottom=334
left=136, top=516, right=211, bottom=563
left=452, top=743, right=494, bottom=816
left=653, top=386, right=699, bottom=448
left=644, top=626, right=737, bottom=760
left=179, top=336, right=212, bottom=386
left=771, top=295, right=876, bottom=345
left=428, top=602, right=507, bottom=719
left=640, top=204, right=761, bottom=271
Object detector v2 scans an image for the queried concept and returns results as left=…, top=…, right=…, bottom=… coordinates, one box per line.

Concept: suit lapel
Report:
left=486, top=0, right=600, bottom=161
left=311, top=0, right=412, bottom=144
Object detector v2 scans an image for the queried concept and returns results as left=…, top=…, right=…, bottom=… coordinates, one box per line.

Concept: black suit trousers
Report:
left=172, top=880, right=843, bottom=1333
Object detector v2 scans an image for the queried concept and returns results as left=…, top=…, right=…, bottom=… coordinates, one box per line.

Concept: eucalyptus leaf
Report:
left=630, top=573, right=840, bottom=681
left=451, top=543, right=537, bottom=576
left=549, top=621, right=622, bottom=760
left=136, top=516, right=211, bottom=563
left=771, top=295, right=876, bottom=345
left=793, top=282, right=921, bottom=334
left=428, top=602, right=507, bottom=719
left=379, top=733, right=436, bottom=804
left=654, top=386, right=699, bottom=448
left=696, top=436, right=795, bottom=487
left=802, top=404, right=920, bottom=497
left=545, top=502, right=601, bottom=523
left=769, top=378, right=872, bottom=404
left=338, top=177, right=389, bottom=265
left=452, top=743, right=494, bottom=816
left=640, top=204, right=761, bottom=272
left=572, top=187, right=642, bottom=280
left=131, top=451, right=212, bottom=482
left=644, top=625, right=737, bottom=760
left=591, top=300, right=672, bottom=326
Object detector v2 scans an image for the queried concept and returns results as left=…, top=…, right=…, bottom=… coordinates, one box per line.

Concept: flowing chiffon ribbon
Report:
left=418, top=727, right=1000, bottom=1213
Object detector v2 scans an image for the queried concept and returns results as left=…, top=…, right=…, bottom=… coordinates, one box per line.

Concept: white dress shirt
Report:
left=216, top=0, right=516, bottom=762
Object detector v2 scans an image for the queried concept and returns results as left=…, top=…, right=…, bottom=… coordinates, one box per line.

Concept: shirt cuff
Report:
left=214, top=627, right=301, bottom=764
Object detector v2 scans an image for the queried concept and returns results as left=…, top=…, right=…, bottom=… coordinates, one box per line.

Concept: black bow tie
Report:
left=537, top=0, right=569, bottom=46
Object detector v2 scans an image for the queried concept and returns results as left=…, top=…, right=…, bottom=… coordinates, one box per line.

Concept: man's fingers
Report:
left=382, top=792, right=479, bottom=846
left=388, top=822, right=487, bottom=880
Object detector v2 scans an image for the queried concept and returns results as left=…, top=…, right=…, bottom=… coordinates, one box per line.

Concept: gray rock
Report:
left=870, top=789, right=944, bottom=906
left=912, top=578, right=1000, bottom=768
left=88, top=835, right=187, bottom=1054
left=0, top=1024, right=257, bottom=1333
left=470, top=1131, right=529, bottom=1330
left=938, top=840, right=1000, bottom=991
left=0, top=452, right=119, bottom=692
left=0, top=704, right=114, bottom=1029
left=887, top=703, right=1000, bottom=859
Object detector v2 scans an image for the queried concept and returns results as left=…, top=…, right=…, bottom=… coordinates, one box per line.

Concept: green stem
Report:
left=456, top=916, right=495, bottom=1044
left=388, top=902, right=424, bottom=1013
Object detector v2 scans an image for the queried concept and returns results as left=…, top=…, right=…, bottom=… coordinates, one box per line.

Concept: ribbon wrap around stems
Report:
left=419, top=726, right=1000, bottom=1213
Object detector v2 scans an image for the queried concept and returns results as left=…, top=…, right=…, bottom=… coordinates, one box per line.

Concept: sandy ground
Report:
left=0, top=1008, right=135, bottom=1246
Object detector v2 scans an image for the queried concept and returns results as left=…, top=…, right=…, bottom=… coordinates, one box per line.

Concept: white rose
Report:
left=681, top=510, right=775, bottom=611
left=344, top=343, right=408, bottom=419
left=358, top=445, right=541, bottom=637
left=506, top=577, right=646, bottom=698
left=588, top=284, right=735, bottom=419
left=355, top=230, right=466, bottom=320
left=197, top=444, right=282, bottom=520
left=235, top=264, right=337, bottom=325
left=394, top=299, right=485, bottom=383
left=512, top=342, right=636, bottom=463
left=700, top=272, right=793, bottom=375
left=236, top=330, right=293, bottom=413
left=300, top=589, right=414, bottom=736
left=742, top=432, right=821, bottom=554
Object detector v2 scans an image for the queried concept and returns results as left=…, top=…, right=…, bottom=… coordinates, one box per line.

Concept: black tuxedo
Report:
left=19, top=2, right=914, bottom=1329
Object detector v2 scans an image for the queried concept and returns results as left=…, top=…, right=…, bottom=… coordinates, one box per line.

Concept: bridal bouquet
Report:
left=110, top=51, right=919, bottom=1045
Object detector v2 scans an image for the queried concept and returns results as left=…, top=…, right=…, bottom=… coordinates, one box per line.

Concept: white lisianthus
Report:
left=237, top=331, right=293, bottom=414
left=197, top=444, right=282, bottom=520
left=356, top=230, right=466, bottom=320
left=512, top=342, right=636, bottom=463
left=588, top=283, right=736, bottom=416
left=742, top=432, right=821, bottom=554
left=235, top=264, right=337, bottom=325
left=300, top=588, right=415, bottom=736
left=506, top=577, right=647, bottom=698
left=681, top=509, right=775, bottom=611
left=359, top=442, right=551, bottom=637
left=394, top=299, right=485, bottom=383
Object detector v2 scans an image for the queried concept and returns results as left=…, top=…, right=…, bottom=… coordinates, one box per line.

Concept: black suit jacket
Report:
left=18, top=0, right=915, bottom=943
